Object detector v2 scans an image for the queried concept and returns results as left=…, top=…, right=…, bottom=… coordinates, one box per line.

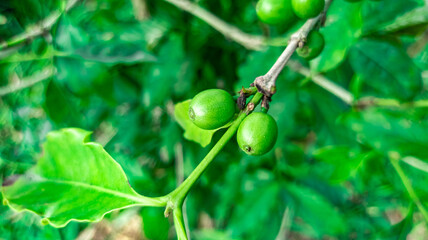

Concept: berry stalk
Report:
left=254, top=0, right=334, bottom=96
left=164, top=92, right=264, bottom=215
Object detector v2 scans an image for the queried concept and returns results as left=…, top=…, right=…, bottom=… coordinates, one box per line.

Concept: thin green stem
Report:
left=261, top=107, right=268, bottom=113
left=241, top=86, right=258, bottom=95
left=170, top=116, right=242, bottom=202
left=372, top=98, right=428, bottom=109
left=173, top=207, right=188, bottom=240
left=411, top=100, right=428, bottom=108
left=389, top=153, right=428, bottom=223
left=163, top=92, right=263, bottom=240
left=254, top=0, right=334, bottom=95
left=168, top=92, right=263, bottom=205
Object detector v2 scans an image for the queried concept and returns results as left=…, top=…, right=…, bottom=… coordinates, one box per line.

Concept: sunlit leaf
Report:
left=2, top=128, right=164, bottom=227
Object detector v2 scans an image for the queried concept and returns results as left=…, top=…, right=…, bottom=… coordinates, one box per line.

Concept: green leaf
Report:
left=72, top=41, right=156, bottom=64
left=54, top=15, right=89, bottom=51
left=143, top=34, right=194, bottom=107
left=55, top=15, right=156, bottom=64
left=312, top=146, right=365, bottom=183
left=361, top=0, right=422, bottom=34
left=311, top=1, right=363, bottom=72
left=44, top=80, right=80, bottom=125
left=286, top=183, right=347, bottom=236
left=228, top=171, right=283, bottom=240
left=349, top=40, right=422, bottom=100
left=174, top=100, right=218, bottom=147
left=306, top=84, right=352, bottom=144
left=341, top=109, right=428, bottom=160
left=236, top=47, right=282, bottom=89
left=379, top=6, right=428, bottom=35
left=54, top=58, right=107, bottom=96
left=0, top=208, right=64, bottom=240
left=413, top=43, right=428, bottom=70
left=2, top=128, right=165, bottom=227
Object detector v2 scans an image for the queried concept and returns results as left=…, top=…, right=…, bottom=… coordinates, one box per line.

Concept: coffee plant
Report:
left=1, top=0, right=427, bottom=239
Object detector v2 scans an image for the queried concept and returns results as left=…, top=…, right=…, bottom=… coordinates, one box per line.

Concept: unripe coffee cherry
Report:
left=189, top=89, right=236, bottom=130
left=256, top=0, right=297, bottom=25
left=237, top=112, right=278, bottom=156
left=296, top=30, right=325, bottom=60
left=291, top=0, right=325, bottom=19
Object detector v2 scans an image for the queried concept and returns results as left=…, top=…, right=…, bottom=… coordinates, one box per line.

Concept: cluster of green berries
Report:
left=256, top=0, right=326, bottom=60
left=256, top=0, right=380, bottom=25
left=256, top=0, right=325, bottom=25
left=255, top=0, right=380, bottom=60
left=189, top=89, right=278, bottom=156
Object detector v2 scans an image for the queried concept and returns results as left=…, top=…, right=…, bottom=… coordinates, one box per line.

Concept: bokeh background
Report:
left=1, top=0, right=428, bottom=239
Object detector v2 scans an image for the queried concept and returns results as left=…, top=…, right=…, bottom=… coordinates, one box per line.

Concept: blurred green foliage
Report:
left=0, top=0, right=427, bottom=239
